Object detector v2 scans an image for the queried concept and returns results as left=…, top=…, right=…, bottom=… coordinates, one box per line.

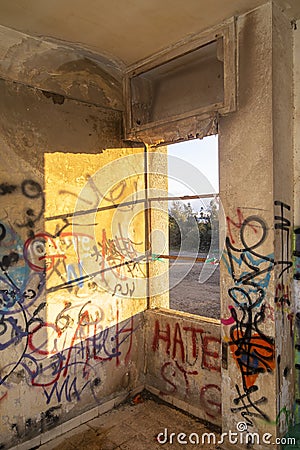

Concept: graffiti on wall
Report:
left=293, top=227, right=300, bottom=423
left=0, top=156, right=147, bottom=445
left=150, top=317, right=221, bottom=420
left=274, top=201, right=293, bottom=310
left=223, top=202, right=292, bottom=428
left=0, top=221, right=138, bottom=389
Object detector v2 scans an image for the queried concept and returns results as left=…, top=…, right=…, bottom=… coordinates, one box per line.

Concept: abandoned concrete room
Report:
left=0, top=0, right=300, bottom=449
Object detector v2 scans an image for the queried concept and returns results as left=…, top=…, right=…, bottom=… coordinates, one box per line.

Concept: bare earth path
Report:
left=169, top=259, right=220, bottom=320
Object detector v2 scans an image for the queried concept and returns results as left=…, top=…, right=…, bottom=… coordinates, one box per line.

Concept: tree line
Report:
left=169, top=200, right=217, bottom=254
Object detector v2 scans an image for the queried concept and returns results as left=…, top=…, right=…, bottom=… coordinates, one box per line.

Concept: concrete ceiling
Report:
left=0, top=0, right=299, bottom=67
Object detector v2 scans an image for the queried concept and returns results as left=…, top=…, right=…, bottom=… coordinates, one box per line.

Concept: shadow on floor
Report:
left=39, top=392, right=224, bottom=450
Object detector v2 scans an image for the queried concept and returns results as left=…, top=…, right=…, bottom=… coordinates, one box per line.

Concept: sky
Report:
left=167, top=135, right=219, bottom=214
left=168, top=135, right=219, bottom=192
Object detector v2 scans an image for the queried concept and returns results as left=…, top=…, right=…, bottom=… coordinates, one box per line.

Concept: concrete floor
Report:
left=38, top=396, right=224, bottom=450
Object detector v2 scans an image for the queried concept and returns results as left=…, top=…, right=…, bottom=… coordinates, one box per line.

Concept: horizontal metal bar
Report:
left=45, top=193, right=219, bottom=222
left=154, top=254, right=206, bottom=262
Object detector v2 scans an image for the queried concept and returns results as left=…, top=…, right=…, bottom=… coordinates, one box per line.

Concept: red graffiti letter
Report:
left=202, top=336, right=221, bottom=372
left=172, top=323, right=185, bottom=363
left=152, top=320, right=171, bottom=356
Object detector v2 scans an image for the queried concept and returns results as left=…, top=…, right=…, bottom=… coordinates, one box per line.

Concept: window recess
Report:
left=124, top=18, right=236, bottom=142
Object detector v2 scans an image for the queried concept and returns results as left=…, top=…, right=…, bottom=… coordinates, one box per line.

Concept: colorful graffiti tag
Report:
left=223, top=202, right=292, bottom=428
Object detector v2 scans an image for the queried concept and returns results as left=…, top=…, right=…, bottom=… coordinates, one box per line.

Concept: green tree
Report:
left=168, top=200, right=217, bottom=254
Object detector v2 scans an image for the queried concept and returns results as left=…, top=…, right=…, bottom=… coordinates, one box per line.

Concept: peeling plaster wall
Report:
left=0, top=79, right=124, bottom=170
left=145, top=309, right=221, bottom=426
left=0, top=25, right=123, bottom=110
left=0, top=34, right=146, bottom=449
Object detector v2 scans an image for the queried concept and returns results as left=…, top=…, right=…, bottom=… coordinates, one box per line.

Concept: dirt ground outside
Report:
left=169, top=254, right=220, bottom=320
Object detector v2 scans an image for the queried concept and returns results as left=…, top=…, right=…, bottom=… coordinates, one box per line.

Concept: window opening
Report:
left=165, top=135, right=220, bottom=319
